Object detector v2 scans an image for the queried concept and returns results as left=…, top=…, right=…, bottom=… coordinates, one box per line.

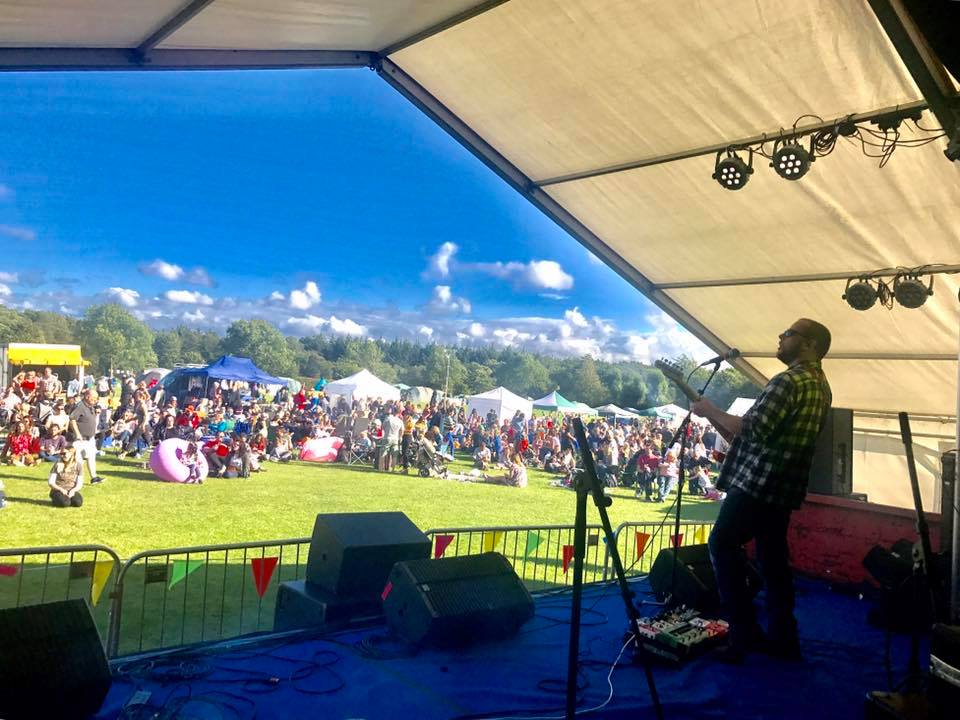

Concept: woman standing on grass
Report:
left=48, top=446, right=84, bottom=507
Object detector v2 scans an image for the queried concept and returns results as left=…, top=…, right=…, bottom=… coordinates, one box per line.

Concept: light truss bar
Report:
left=376, top=56, right=768, bottom=388
left=742, top=352, right=956, bottom=361
left=855, top=409, right=956, bottom=423
left=380, top=0, right=512, bottom=56
left=136, top=0, right=217, bottom=56
left=656, top=264, right=960, bottom=290
left=0, top=48, right=374, bottom=72
left=533, top=100, right=931, bottom=187
left=867, top=0, right=959, bottom=151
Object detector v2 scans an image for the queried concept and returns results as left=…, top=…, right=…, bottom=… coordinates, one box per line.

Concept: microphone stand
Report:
left=667, top=361, right=723, bottom=606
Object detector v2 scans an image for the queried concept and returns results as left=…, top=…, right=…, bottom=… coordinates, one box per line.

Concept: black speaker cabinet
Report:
left=808, top=408, right=853, bottom=496
left=305, top=511, right=431, bottom=598
left=940, top=450, right=955, bottom=556
left=274, top=579, right=383, bottom=632
left=383, top=552, right=534, bottom=647
left=648, top=544, right=761, bottom=612
left=0, top=599, right=112, bottom=720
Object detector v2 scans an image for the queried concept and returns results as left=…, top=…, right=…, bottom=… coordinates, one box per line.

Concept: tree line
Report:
left=0, top=303, right=759, bottom=410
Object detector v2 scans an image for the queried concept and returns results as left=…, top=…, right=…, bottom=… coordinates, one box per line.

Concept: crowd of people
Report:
left=0, top=366, right=726, bottom=509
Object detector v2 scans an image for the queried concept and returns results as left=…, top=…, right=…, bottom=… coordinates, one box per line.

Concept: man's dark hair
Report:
left=803, top=319, right=832, bottom=358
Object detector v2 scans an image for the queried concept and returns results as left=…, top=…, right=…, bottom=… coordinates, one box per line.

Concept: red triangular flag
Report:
left=250, top=556, right=279, bottom=599
left=635, top=531, right=650, bottom=559
left=562, top=545, right=575, bottom=574
left=0, top=564, right=17, bottom=577
left=671, top=533, right=684, bottom=548
left=381, top=581, right=393, bottom=601
left=434, top=534, right=455, bottom=559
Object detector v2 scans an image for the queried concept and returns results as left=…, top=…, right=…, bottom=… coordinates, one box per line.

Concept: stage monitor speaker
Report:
left=305, top=511, right=431, bottom=599
left=0, top=599, right=112, bottom=720
left=808, top=408, right=853, bottom=496
left=274, top=579, right=383, bottom=632
left=383, top=552, right=534, bottom=647
left=940, top=450, right=955, bottom=557
left=648, top=544, right=761, bottom=612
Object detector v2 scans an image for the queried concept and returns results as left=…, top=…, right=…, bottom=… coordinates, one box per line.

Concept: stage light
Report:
left=712, top=149, right=753, bottom=190
left=771, top=139, right=813, bottom=180
left=843, top=278, right=878, bottom=311
left=893, top=273, right=933, bottom=309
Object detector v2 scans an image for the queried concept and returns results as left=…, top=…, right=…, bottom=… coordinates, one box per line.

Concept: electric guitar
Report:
left=654, top=359, right=701, bottom=403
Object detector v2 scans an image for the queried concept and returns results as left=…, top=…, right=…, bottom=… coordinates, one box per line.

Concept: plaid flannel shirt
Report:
left=717, top=361, right=832, bottom=508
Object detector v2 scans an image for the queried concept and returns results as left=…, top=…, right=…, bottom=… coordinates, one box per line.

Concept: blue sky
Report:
left=0, top=69, right=706, bottom=363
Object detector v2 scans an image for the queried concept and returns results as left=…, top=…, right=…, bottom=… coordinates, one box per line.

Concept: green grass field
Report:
left=0, top=452, right=719, bottom=557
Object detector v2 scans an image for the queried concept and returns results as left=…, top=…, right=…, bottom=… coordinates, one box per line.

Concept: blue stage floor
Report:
left=97, top=577, right=917, bottom=719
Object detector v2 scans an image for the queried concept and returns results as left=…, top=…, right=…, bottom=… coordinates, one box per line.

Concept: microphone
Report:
left=698, top=348, right=740, bottom=366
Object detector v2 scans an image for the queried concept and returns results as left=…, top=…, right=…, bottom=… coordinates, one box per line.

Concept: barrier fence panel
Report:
left=0, top=544, right=121, bottom=644
left=610, top=521, right=715, bottom=578
left=425, top=525, right=611, bottom=590
left=107, top=537, right=311, bottom=657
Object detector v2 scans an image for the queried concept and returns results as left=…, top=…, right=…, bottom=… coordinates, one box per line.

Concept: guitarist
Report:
left=690, top=318, right=832, bottom=664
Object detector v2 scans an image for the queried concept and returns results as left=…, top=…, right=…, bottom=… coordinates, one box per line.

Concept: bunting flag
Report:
left=562, top=545, right=575, bottom=574
left=482, top=531, right=504, bottom=553
left=251, top=557, right=279, bottom=599
left=587, top=532, right=599, bottom=547
left=69, top=560, right=94, bottom=580
left=671, top=533, right=684, bottom=548
left=90, top=560, right=114, bottom=606
left=524, top=531, right=542, bottom=557
left=694, top=526, right=708, bottom=545
left=434, top=534, right=455, bottom=559
left=0, top=564, right=18, bottom=577
left=168, top=559, right=205, bottom=590
left=635, top=531, right=651, bottom=560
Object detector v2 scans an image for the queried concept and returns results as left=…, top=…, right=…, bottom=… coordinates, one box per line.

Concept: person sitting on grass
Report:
left=1, top=421, right=37, bottom=466
left=202, top=432, right=231, bottom=477
left=48, top=446, right=83, bottom=508
left=269, top=428, right=294, bottom=462
left=178, top=442, right=203, bottom=484
left=473, top=440, right=492, bottom=470
left=480, top=446, right=528, bottom=488
left=39, top=424, right=67, bottom=463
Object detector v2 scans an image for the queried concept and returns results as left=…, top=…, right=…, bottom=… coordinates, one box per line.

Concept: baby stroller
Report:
left=415, top=437, right=452, bottom=478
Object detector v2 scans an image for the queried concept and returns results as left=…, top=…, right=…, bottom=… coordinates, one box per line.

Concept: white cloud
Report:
left=0, top=272, right=16, bottom=283
left=491, top=328, right=533, bottom=346
left=418, top=326, right=434, bottom=338
left=182, top=309, right=206, bottom=322
left=564, top=307, right=589, bottom=327
left=468, top=322, right=486, bottom=337
left=289, top=281, right=321, bottom=310
left=269, top=291, right=285, bottom=302
left=140, top=259, right=183, bottom=281
left=0, top=283, right=11, bottom=297
left=0, top=224, right=36, bottom=242
left=165, top=289, right=214, bottom=305
left=329, top=315, right=366, bottom=336
left=287, top=314, right=327, bottom=332
left=425, top=241, right=458, bottom=278
left=469, top=259, right=574, bottom=291
left=425, top=285, right=471, bottom=314
left=185, top=268, right=214, bottom=287
left=106, top=287, right=139, bottom=308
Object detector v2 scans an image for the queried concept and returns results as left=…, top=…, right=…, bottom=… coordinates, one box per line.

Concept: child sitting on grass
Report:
left=48, top=446, right=83, bottom=507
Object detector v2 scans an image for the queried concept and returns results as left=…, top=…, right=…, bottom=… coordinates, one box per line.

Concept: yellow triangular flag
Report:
left=90, top=560, right=114, bottom=606
left=482, top=531, right=504, bottom=552
left=694, top=526, right=708, bottom=545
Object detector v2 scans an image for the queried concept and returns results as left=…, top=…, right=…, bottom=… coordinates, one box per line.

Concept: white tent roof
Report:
left=2, top=1, right=958, bottom=417
left=466, top=386, right=533, bottom=424
left=324, top=368, right=400, bottom=402
left=593, top=403, right=638, bottom=418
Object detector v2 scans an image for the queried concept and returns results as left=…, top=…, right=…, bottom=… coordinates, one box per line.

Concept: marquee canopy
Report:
left=2, top=0, right=958, bottom=416
left=324, top=368, right=401, bottom=403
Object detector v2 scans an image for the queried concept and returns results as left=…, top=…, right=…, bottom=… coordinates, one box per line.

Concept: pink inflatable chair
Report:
left=300, top=437, right=343, bottom=463
left=150, top=438, right=210, bottom=483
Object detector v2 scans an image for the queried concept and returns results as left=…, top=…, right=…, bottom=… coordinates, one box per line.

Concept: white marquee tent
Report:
left=3, top=1, right=958, bottom=512
left=323, top=369, right=401, bottom=403
left=467, top=386, right=533, bottom=425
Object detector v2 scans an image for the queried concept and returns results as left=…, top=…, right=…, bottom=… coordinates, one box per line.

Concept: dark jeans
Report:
left=708, top=489, right=795, bottom=646
left=50, top=489, right=83, bottom=507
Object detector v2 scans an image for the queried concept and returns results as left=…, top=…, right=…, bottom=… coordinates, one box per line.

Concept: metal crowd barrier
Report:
left=0, top=544, right=122, bottom=643
left=1, top=519, right=715, bottom=658
left=106, top=537, right=311, bottom=657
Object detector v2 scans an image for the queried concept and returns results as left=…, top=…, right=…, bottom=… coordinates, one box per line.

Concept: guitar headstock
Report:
left=654, top=358, right=685, bottom=384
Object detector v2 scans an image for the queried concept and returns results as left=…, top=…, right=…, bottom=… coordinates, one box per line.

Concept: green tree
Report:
left=77, top=304, right=157, bottom=374
left=220, top=319, right=298, bottom=376
left=424, top=346, right=466, bottom=395
left=341, top=339, right=397, bottom=383
left=464, top=361, right=495, bottom=394
left=153, top=331, right=183, bottom=367
left=495, top=352, right=551, bottom=398
left=562, top=355, right=607, bottom=407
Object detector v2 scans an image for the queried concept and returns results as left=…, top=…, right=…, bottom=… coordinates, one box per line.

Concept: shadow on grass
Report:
left=5, top=495, right=54, bottom=507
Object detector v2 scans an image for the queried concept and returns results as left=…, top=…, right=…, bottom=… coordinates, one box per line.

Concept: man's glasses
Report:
left=780, top=328, right=810, bottom=340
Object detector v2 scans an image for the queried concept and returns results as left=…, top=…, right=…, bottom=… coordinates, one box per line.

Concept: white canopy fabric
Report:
left=467, top=386, right=533, bottom=424
left=2, top=0, right=958, bottom=421
left=324, top=368, right=401, bottom=403
left=593, top=403, right=638, bottom=418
